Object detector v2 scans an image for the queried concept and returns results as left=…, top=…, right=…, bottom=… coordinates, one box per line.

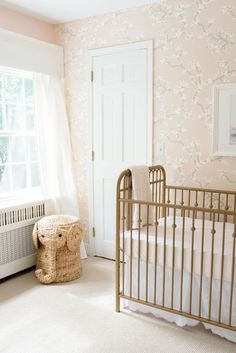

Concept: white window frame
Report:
left=0, top=66, right=42, bottom=204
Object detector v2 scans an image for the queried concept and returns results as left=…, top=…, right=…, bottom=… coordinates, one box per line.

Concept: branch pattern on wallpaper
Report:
left=57, top=0, right=236, bottom=241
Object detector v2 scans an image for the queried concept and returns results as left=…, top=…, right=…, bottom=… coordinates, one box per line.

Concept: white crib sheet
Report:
left=123, top=258, right=236, bottom=343
left=122, top=216, right=235, bottom=282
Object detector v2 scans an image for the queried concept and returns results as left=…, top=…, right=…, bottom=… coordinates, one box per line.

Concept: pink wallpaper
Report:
left=0, top=5, right=59, bottom=44
left=57, top=0, right=236, bottom=239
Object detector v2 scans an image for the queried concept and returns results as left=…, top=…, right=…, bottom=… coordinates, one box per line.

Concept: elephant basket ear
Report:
left=32, top=222, right=39, bottom=249
left=67, top=223, right=83, bottom=252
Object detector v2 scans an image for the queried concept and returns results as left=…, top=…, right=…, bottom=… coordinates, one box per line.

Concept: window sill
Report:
left=0, top=192, right=45, bottom=212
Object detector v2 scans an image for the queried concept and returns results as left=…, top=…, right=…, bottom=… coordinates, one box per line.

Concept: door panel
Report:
left=92, top=44, right=152, bottom=259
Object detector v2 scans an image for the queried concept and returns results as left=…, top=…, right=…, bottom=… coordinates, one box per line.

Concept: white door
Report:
left=91, top=41, right=153, bottom=259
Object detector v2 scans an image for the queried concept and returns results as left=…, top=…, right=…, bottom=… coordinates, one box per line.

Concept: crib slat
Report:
left=181, top=189, right=184, bottom=217
left=154, top=205, right=158, bottom=305
left=151, top=171, right=155, bottom=201
left=226, top=194, right=229, bottom=223
left=129, top=203, right=133, bottom=298
left=155, top=170, right=158, bottom=203
left=229, top=218, right=236, bottom=326
left=162, top=211, right=167, bottom=306
left=138, top=204, right=141, bottom=300
left=218, top=214, right=226, bottom=323
left=198, top=211, right=205, bottom=318
left=209, top=192, right=213, bottom=221
left=217, top=193, right=221, bottom=222
left=195, top=191, right=198, bottom=218
left=208, top=212, right=215, bottom=320
left=167, top=188, right=170, bottom=217
left=180, top=209, right=186, bottom=312
left=189, top=209, right=196, bottom=315
left=171, top=207, right=176, bottom=309
left=203, top=191, right=206, bottom=209
left=146, top=205, right=150, bottom=302
left=158, top=171, right=161, bottom=218
left=188, top=190, right=191, bottom=217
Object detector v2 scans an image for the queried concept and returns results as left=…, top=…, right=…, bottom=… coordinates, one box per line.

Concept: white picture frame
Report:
left=213, top=83, right=236, bottom=156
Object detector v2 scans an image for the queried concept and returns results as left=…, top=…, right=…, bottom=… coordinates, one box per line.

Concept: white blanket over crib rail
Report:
left=129, top=165, right=153, bottom=228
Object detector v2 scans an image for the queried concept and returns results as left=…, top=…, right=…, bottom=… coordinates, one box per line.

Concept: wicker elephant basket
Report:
left=32, top=215, right=83, bottom=284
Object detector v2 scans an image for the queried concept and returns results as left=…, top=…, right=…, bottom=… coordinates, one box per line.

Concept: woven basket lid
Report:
left=37, top=215, right=79, bottom=231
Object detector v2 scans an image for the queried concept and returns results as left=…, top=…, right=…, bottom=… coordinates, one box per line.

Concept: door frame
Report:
left=88, top=40, right=153, bottom=256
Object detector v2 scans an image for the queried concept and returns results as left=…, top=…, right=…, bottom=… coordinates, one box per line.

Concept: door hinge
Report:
left=92, top=227, right=95, bottom=237
left=91, top=71, right=94, bottom=82
left=92, top=150, right=95, bottom=161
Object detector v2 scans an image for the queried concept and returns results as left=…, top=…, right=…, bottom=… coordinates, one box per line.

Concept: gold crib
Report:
left=116, top=165, right=236, bottom=333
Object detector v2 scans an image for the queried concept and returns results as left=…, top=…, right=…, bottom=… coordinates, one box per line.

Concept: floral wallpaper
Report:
left=56, top=0, right=236, bottom=241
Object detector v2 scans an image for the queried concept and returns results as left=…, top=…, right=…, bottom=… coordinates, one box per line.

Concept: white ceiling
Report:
left=0, top=0, right=158, bottom=24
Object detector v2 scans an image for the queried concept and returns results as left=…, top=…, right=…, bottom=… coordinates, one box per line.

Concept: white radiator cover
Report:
left=0, top=201, right=46, bottom=279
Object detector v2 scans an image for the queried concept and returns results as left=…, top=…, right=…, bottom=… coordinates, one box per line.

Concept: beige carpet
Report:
left=0, top=257, right=235, bottom=353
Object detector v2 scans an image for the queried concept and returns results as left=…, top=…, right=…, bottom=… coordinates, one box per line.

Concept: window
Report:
left=0, top=67, right=41, bottom=200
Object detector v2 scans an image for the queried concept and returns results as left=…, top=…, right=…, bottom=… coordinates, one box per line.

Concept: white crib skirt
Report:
left=123, top=257, right=236, bottom=343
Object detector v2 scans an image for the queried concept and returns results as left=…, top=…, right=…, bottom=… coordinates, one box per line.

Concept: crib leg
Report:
left=116, top=258, right=120, bottom=312
left=116, top=295, right=120, bottom=312
left=115, top=250, right=120, bottom=312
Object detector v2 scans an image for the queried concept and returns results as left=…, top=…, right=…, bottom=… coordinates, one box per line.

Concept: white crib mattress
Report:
left=122, top=216, right=235, bottom=282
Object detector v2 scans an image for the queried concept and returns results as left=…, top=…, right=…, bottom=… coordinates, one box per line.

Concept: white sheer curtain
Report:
left=34, top=73, right=87, bottom=258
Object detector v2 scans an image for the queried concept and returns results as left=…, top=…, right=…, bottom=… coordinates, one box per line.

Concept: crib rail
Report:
left=166, top=185, right=236, bottom=223
left=116, top=165, right=236, bottom=333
